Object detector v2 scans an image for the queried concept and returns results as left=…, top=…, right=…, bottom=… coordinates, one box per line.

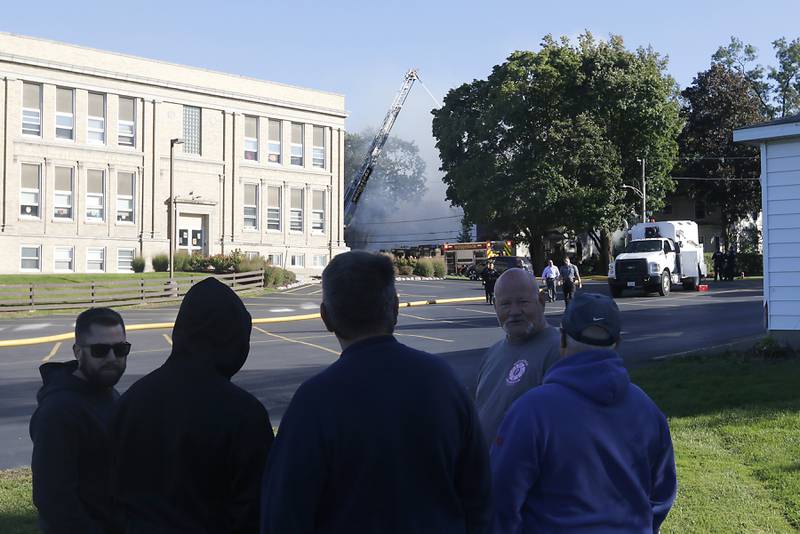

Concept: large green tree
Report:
left=677, top=64, right=764, bottom=243
left=343, top=130, right=427, bottom=248
left=432, top=33, right=681, bottom=268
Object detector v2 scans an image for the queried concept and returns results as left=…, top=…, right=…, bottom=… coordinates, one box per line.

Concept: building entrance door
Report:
left=177, top=214, right=207, bottom=255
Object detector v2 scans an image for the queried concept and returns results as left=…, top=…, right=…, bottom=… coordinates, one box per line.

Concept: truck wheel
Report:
left=682, top=266, right=700, bottom=291
left=658, top=271, right=671, bottom=296
left=609, top=285, right=623, bottom=298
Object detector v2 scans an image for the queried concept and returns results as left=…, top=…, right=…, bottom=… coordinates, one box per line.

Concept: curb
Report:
left=0, top=296, right=486, bottom=348
left=651, top=335, right=764, bottom=361
left=395, top=276, right=446, bottom=281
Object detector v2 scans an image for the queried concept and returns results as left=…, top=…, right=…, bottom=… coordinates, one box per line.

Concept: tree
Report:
left=432, top=33, right=681, bottom=268
left=457, top=215, right=473, bottom=242
left=343, top=130, right=427, bottom=249
left=768, top=37, right=800, bottom=117
left=677, top=64, right=764, bottom=245
left=712, top=36, right=772, bottom=117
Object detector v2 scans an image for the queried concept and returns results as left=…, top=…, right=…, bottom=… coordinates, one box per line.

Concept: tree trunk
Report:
left=527, top=231, right=546, bottom=274
left=599, top=227, right=613, bottom=272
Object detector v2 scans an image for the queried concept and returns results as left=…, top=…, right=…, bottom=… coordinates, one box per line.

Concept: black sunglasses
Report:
left=78, top=342, right=131, bottom=359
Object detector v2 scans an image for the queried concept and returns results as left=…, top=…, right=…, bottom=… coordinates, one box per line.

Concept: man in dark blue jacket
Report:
left=490, top=292, right=677, bottom=533
left=260, top=251, right=491, bottom=533
left=30, top=307, right=130, bottom=533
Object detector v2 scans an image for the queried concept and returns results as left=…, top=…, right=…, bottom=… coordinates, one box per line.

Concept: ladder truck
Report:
left=343, top=69, right=419, bottom=226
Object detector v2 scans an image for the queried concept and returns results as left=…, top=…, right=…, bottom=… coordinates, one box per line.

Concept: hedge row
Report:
left=147, top=250, right=297, bottom=288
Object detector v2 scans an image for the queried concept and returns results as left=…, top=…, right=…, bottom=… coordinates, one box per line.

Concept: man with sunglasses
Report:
left=30, top=307, right=129, bottom=533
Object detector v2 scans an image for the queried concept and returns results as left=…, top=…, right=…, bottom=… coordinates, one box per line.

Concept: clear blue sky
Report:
left=3, top=0, right=799, bottom=244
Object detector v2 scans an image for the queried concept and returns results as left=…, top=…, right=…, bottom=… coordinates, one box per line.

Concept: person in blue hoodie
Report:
left=490, top=292, right=677, bottom=533
left=30, top=307, right=130, bottom=533
left=260, top=251, right=491, bottom=533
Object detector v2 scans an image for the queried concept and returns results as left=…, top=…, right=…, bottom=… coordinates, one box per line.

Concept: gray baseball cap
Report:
left=562, top=292, right=621, bottom=346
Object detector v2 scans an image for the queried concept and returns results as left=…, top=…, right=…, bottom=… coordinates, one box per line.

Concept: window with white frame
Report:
left=243, top=183, right=258, bottom=229
left=290, top=254, right=305, bottom=268
left=22, top=83, right=41, bottom=136
left=290, top=123, right=304, bottom=166
left=267, top=185, right=281, bottom=231
left=245, top=251, right=259, bottom=261
left=312, top=190, right=326, bottom=233
left=312, top=254, right=328, bottom=268
left=117, top=248, right=135, bottom=272
left=244, top=116, right=258, bottom=160
left=117, top=171, right=135, bottom=223
left=290, top=188, right=304, bottom=232
left=20, top=245, right=41, bottom=271
left=88, top=93, right=106, bottom=144
left=54, top=167, right=73, bottom=219
left=87, top=248, right=105, bottom=272
left=118, top=97, right=136, bottom=147
left=266, top=253, right=283, bottom=267
left=54, top=247, right=74, bottom=272
left=268, top=119, right=281, bottom=163
left=56, top=87, right=74, bottom=140
left=183, top=105, right=201, bottom=155
left=20, top=164, right=41, bottom=218
left=86, top=169, right=105, bottom=221
left=313, top=126, right=326, bottom=168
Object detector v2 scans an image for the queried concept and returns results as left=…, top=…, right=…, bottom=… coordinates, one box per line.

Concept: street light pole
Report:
left=169, top=138, right=184, bottom=280
left=636, top=157, right=647, bottom=223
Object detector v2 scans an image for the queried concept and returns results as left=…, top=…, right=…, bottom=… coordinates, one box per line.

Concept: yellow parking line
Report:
left=252, top=326, right=340, bottom=356
left=399, top=312, right=458, bottom=324
left=41, top=342, right=62, bottom=363
left=396, top=333, right=454, bottom=343
left=162, top=334, right=172, bottom=346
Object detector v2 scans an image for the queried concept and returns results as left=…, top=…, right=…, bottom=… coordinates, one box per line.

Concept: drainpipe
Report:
left=231, top=112, right=236, bottom=247
left=150, top=100, right=157, bottom=239
left=138, top=166, right=144, bottom=255
left=2, top=77, right=9, bottom=232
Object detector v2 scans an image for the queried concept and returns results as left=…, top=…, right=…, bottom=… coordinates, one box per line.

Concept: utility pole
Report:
left=637, top=157, right=647, bottom=223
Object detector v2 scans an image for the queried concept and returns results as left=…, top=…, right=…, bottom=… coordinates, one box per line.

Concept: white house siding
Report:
left=765, top=139, right=800, bottom=331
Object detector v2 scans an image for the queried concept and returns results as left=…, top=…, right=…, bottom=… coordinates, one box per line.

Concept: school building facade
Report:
left=0, top=32, right=349, bottom=276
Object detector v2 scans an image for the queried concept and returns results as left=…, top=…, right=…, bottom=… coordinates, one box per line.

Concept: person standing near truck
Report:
left=712, top=249, right=725, bottom=281
left=542, top=260, right=560, bottom=303
left=482, top=261, right=499, bottom=304
left=559, top=257, right=582, bottom=307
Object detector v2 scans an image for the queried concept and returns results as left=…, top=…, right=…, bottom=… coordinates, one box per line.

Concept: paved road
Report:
left=0, top=278, right=764, bottom=468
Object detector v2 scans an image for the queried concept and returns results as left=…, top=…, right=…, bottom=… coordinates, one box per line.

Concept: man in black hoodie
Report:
left=260, top=251, right=491, bottom=533
left=30, top=306, right=130, bottom=533
left=111, top=277, right=273, bottom=533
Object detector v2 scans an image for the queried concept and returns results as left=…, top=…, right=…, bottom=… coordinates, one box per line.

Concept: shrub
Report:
left=152, top=253, right=169, bottom=272
left=414, top=258, right=434, bottom=277
left=239, top=256, right=267, bottom=273
left=398, top=264, right=413, bottom=276
left=174, top=251, right=191, bottom=272
left=132, top=256, right=145, bottom=273
left=737, top=253, right=763, bottom=277
left=263, top=266, right=297, bottom=288
left=432, top=257, right=446, bottom=278
left=188, top=253, right=211, bottom=272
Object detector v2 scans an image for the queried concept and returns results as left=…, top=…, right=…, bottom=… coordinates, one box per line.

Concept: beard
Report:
left=502, top=317, right=537, bottom=339
left=82, top=362, right=125, bottom=388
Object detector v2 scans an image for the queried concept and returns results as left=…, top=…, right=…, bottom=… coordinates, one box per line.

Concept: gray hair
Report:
left=322, top=251, right=397, bottom=340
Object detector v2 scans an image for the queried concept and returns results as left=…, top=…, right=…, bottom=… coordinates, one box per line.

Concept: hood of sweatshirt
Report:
left=167, top=277, right=252, bottom=379
left=36, top=360, right=98, bottom=404
left=543, top=349, right=630, bottom=405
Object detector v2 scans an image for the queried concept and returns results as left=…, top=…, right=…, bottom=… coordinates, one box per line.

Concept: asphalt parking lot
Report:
left=0, top=278, right=764, bottom=468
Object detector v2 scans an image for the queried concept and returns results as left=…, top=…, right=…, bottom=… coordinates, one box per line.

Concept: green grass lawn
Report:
left=0, top=272, right=200, bottom=286
left=1, top=347, right=798, bottom=532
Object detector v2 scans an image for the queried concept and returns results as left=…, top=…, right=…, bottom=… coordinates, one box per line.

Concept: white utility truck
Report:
left=607, top=220, right=707, bottom=297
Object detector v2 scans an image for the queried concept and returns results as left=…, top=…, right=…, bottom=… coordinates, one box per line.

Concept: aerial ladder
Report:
left=343, top=69, right=420, bottom=225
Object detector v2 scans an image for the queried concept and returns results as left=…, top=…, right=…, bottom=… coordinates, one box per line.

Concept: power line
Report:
left=671, top=176, right=759, bottom=181
left=353, top=214, right=462, bottom=225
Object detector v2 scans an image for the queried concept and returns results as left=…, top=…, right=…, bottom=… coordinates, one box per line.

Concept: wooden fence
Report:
left=0, top=270, right=264, bottom=312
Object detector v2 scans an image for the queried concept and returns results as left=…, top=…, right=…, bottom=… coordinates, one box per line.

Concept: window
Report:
left=183, top=105, right=201, bottom=155
left=20, top=164, right=40, bottom=218
left=244, top=116, right=258, bottom=160
left=290, top=254, right=305, bottom=268
left=86, top=169, right=105, bottom=221
left=312, top=254, right=328, bottom=268
left=268, top=119, right=281, bottom=163
left=245, top=251, right=259, bottom=261
left=290, top=188, right=303, bottom=232
left=118, top=97, right=136, bottom=147
left=54, top=167, right=73, bottom=219
left=291, top=123, right=304, bottom=166
left=22, top=83, right=41, bottom=136
left=20, top=246, right=41, bottom=271
left=312, top=126, right=325, bottom=168
left=695, top=200, right=706, bottom=220
left=56, top=88, right=74, bottom=140
left=117, top=249, right=134, bottom=272
left=87, top=248, right=105, bottom=272
left=244, top=183, right=258, bottom=229
left=54, top=247, right=74, bottom=272
left=116, top=171, right=135, bottom=223
left=88, top=93, right=105, bottom=144
left=266, top=186, right=281, bottom=231
left=312, top=190, right=325, bottom=233
left=267, top=253, right=283, bottom=267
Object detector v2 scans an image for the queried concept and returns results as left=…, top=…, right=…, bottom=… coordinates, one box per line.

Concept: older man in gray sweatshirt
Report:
left=474, top=268, right=561, bottom=447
